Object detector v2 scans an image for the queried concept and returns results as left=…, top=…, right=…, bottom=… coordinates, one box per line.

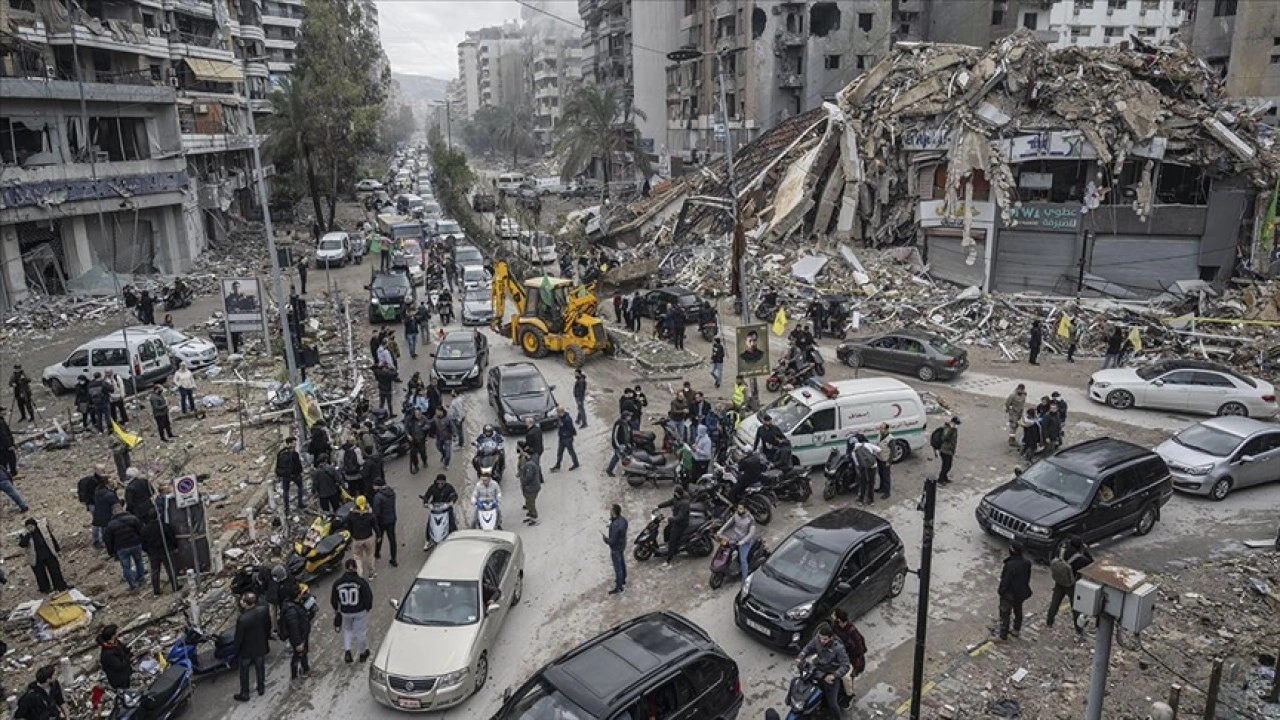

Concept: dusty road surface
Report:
left=176, top=265, right=1280, bottom=720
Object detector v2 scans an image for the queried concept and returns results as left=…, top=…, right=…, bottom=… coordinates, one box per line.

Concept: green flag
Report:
left=1262, top=179, right=1280, bottom=258
left=539, top=273, right=554, bottom=308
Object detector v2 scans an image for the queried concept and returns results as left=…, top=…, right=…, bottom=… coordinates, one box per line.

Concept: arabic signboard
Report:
left=901, top=126, right=953, bottom=151
left=1002, top=203, right=1082, bottom=231
left=1000, top=131, right=1167, bottom=163
left=918, top=199, right=996, bottom=229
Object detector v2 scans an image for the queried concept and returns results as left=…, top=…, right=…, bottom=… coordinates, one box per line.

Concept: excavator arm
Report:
left=490, top=260, right=526, bottom=332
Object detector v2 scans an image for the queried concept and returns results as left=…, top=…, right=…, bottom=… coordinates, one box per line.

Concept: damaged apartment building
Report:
left=0, top=0, right=305, bottom=309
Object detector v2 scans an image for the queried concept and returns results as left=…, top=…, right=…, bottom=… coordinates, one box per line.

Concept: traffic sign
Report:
left=175, top=474, right=200, bottom=509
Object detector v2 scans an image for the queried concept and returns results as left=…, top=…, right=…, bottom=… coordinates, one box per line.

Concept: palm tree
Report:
left=553, top=84, right=649, bottom=187
left=493, top=106, right=536, bottom=169
left=263, top=75, right=325, bottom=229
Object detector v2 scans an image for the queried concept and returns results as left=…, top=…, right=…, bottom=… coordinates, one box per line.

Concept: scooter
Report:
left=781, top=660, right=852, bottom=719
left=704, top=464, right=775, bottom=525
left=708, top=537, right=770, bottom=589
left=368, top=411, right=410, bottom=458
left=761, top=464, right=813, bottom=502
left=621, top=442, right=690, bottom=488
left=162, top=286, right=193, bottom=311
left=699, top=318, right=718, bottom=342
left=474, top=497, right=500, bottom=531
left=631, top=509, right=717, bottom=562
left=422, top=501, right=455, bottom=550
left=795, top=345, right=825, bottom=376
left=165, top=626, right=236, bottom=676
left=109, top=662, right=192, bottom=720
left=631, top=418, right=682, bottom=456
left=472, top=438, right=506, bottom=482
left=285, top=503, right=353, bottom=582
left=765, top=358, right=817, bottom=393
left=821, top=449, right=865, bottom=502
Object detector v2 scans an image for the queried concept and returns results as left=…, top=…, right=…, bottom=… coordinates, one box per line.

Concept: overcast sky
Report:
left=376, top=0, right=578, bottom=79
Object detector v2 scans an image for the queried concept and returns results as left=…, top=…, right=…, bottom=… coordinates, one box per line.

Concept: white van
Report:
left=534, top=177, right=563, bottom=195
left=496, top=173, right=526, bottom=193
left=735, top=378, right=929, bottom=468
left=518, top=231, right=557, bottom=265
left=42, top=330, right=175, bottom=395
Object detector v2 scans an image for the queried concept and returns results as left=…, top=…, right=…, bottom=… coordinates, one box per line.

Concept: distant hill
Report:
left=392, top=73, right=448, bottom=104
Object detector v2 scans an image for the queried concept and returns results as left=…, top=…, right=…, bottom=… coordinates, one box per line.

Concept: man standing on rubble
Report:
left=1004, top=384, right=1026, bottom=448
left=997, top=542, right=1033, bottom=641
left=1103, top=326, right=1125, bottom=369
left=275, top=437, right=305, bottom=511
left=808, top=300, right=826, bottom=340
left=936, top=417, right=960, bottom=486
left=312, top=459, right=343, bottom=513
left=149, top=385, right=175, bottom=443
left=103, top=503, right=146, bottom=591
left=296, top=255, right=308, bottom=295
left=105, top=370, right=128, bottom=424
left=0, top=408, right=16, bottom=477
left=1027, top=320, right=1044, bottom=366
left=87, top=373, right=110, bottom=434
left=78, top=464, right=110, bottom=547
left=9, top=365, right=36, bottom=424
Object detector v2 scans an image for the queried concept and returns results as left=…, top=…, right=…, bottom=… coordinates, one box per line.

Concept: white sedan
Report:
left=369, top=531, right=524, bottom=712
left=356, top=179, right=383, bottom=192
left=1088, top=359, right=1278, bottom=418
left=131, top=325, right=219, bottom=370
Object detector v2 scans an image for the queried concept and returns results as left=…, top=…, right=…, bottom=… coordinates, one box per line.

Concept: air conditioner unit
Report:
left=1070, top=35, right=1079, bottom=43
left=1106, top=7, right=1114, bottom=15
left=45, top=64, right=55, bottom=78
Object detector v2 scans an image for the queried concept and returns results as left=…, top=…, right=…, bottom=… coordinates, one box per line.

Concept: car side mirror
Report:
left=835, top=581, right=853, bottom=594
left=388, top=598, right=399, bottom=609
left=1152, top=379, right=1164, bottom=387
left=1013, top=468, right=1023, bottom=478
left=429, top=353, right=435, bottom=358
left=486, top=602, right=500, bottom=615
left=548, top=385, right=556, bottom=391
left=1239, top=454, right=1256, bottom=464
left=363, top=285, right=370, bottom=290
left=502, top=687, right=513, bottom=703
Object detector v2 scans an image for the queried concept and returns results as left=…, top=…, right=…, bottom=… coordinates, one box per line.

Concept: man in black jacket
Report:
left=370, top=478, right=398, bottom=567
left=141, top=509, right=179, bottom=595
left=307, top=423, right=332, bottom=465
left=92, top=479, right=120, bottom=549
left=406, top=408, right=430, bottom=474
left=605, top=412, right=632, bottom=477
left=312, top=460, right=343, bottom=513
left=0, top=408, right=16, bottom=476
left=78, top=465, right=110, bottom=548
left=604, top=504, right=627, bottom=595
left=98, top=624, right=132, bottom=690
left=103, top=504, right=146, bottom=591
left=275, top=437, right=305, bottom=510
left=232, top=593, right=272, bottom=700
left=522, top=417, right=544, bottom=458
left=281, top=586, right=312, bottom=686
left=14, top=665, right=64, bottom=720
left=997, top=543, right=1034, bottom=640
left=709, top=337, right=726, bottom=388
left=572, top=370, right=588, bottom=428
left=550, top=406, right=579, bottom=472
left=331, top=559, right=373, bottom=663
left=657, top=486, right=691, bottom=567
left=123, top=467, right=153, bottom=518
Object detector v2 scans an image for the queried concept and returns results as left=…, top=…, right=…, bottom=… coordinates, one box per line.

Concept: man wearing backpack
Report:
left=1046, top=535, right=1093, bottom=636
left=846, top=434, right=879, bottom=506
left=933, top=417, right=960, bottom=485
left=830, top=608, right=866, bottom=700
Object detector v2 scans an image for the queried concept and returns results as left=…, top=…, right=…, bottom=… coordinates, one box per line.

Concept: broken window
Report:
left=1070, top=26, right=1091, bottom=39
left=1104, top=26, right=1124, bottom=37
left=991, top=7, right=1005, bottom=25
left=89, top=116, right=150, bottom=162
left=1023, top=12, right=1038, bottom=30
left=1141, top=0, right=1159, bottom=10
left=1104, top=160, right=1144, bottom=205
left=725, top=93, right=736, bottom=119
left=1013, top=161, right=1090, bottom=204
left=683, top=0, right=697, bottom=16
left=824, top=54, right=840, bottom=70
left=855, top=54, right=872, bottom=70
left=1137, top=27, right=1157, bottom=37
left=1107, top=0, right=1127, bottom=9
left=7, top=0, right=36, bottom=12
left=752, top=8, right=765, bottom=38
left=1074, top=0, right=1094, bottom=8
left=809, top=3, right=839, bottom=36
left=0, top=117, right=56, bottom=166
left=857, top=12, right=873, bottom=32
left=899, top=23, right=910, bottom=35
left=1155, top=163, right=1211, bottom=205
left=1212, top=0, right=1235, bottom=16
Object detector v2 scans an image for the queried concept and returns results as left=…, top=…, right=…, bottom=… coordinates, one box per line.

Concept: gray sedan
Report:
left=835, top=330, right=968, bottom=382
left=1155, top=416, right=1280, bottom=500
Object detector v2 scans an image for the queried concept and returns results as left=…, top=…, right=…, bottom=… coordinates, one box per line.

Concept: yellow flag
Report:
left=1056, top=315, right=1072, bottom=339
left=111, top=420, right=142, bottom=449
left=772, top=306, right=788, bottom=336
left=1127, top=326, right=1143, bottom=353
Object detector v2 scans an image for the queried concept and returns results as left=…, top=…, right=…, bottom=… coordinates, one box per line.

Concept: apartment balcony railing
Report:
left=777, top=73, right=803, bottom=88
left=775, top=31, right=804, bottom=49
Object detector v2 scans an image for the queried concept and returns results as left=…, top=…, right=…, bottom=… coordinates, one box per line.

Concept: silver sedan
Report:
left=1155, top=416, right=1280, bottom=500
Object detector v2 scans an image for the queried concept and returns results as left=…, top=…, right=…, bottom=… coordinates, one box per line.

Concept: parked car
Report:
left=836, top=329, right=968, bottom=382
left=976, top=437, right=1174, bottom=560
left=487, top=362, right=558, bottom=433
left=368, top=272, right=416, bottom=323
left=431, top=330, right=489, bottom=390
left=639, top=287, right=705, bottom=324
left=497, top=217, right=520, bottom=240
left=1155, top=416, right=1280, bottom=500
left=392, top=238, right=426, bottom=286
left=43, top=330, right=174, bottom=394
left=489, top=612, right=743, bottom=720
left=461, top=287, right=495, bottom=327
left=734, top=508, right=907, bottom=649
left=558, top=184, right=595, bottom=199
left=517, top=232, right=556, bottom=266
left=129, top=325, right=218, bottom=370
left=369, top=531, right=524, bottom=711
left=434, top=219, right=465, bottom=246
left=1088, top=359, right=1278, bottom=418
left=314, top=232, right=351, bottom=268
left=356, top=179, right=383, bottom=192
left=460, top=264, right=491, bottom=290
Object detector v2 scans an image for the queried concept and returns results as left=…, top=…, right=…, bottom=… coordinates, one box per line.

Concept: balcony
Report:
left=261, top=11, right=302, bottom=27
left=775, top=30, right=804, bottom=48
left=267, top=60, right=293, bottom=72
left=182, top=133, right=265, bottom=155
left=535, top=84, right=557, bottom=100
left=578, top=0, right=598, bottom=20
left=715, top=34, right=741, bottom=52
left=534, top=67, right=557, bottom=82
left=264, top=36, right=296, bottom=49
left=777, top=73, right=803, bottom=88
left=249, top=98, right=273, bottom=113
left=0, top=75, right=174, bottom=103
left=244, top=61, right=269, bottom=78
left=604, top=15, right=627, bottom=35
left=171, top=0, right=215, bottom=19
left=169, top=32, right=236, bottom=62
left=239, top=23, right=265, bottom=42
left=45, top=22, right=172, bottom=60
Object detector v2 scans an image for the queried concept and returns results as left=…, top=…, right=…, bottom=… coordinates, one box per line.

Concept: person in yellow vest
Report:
left=732, top=376, right=747, bottom=410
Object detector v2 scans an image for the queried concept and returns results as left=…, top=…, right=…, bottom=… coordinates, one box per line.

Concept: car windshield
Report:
left=464, top=267, right=486, bottom=279
left=1171, top=424, right=1243, bottom=457
left=505, top=679, right=591, bottom=719
left=438, top=340, right=475, bottom=359
left=373, top=275, right=410, bottom=294
left=396, top=579, right=479, bottom=627
left=437, top=221, right=461, bottom=235
left=505, top=373, right=548, bottom=397
left=763, top=534, right=841, bottom=593
left=153, top=328, right=189, bottom=345
left=464, top=289, right=489, bottom=303
left=320, top=238, right=344, bottom=251
left=535, top=235, right=554, bottom=249
left=1017, top=459, right=1095, bottom=506
left=758, top=394, right=811, bottom=434
left=456, top=249, right=483, bottom=264
left=676, top=294, right=701, bottom=307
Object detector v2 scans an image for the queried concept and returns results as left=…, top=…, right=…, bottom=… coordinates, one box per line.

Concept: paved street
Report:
left=173, top=263, right=1280, bottom=720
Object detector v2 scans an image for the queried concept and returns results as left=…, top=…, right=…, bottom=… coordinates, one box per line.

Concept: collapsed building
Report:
left=605, top=31, right=1279, bottom=302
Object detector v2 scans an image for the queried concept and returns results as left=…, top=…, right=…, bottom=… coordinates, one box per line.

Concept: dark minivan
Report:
left=734, top=508, right=907, bottom=649
left=976, top=437, right=1174, bottom=560
left=490, top=612, right=742, bottom=720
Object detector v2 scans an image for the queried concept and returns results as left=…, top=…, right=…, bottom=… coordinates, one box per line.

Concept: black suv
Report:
left=640, top=287, right=706, bottom=324
left=489, top=612, right=742, bottom=720
left=976, top=437, right=1174, bottom=560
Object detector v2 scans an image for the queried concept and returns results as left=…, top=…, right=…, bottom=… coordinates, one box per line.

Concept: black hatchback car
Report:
left=489, top=612, right=742, bottom=720
left=368, top=272, right=415, bottom=323
left=976, top=437, right=1174, bottom=560
left=640, top=287, right=705, bottom=324
left=734, top=508, right=907, bottom=649
left=430, top=330, right=488, bottom=389
left=487, top=362, right=558, bottom=433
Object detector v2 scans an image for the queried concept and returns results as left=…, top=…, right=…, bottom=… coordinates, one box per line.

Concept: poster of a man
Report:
left=221, top=278, right=265, bottom=335
left=735, top=324, right=770, bottom=377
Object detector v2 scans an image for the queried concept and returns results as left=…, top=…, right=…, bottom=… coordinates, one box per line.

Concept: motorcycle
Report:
left=631, top=509, right=717, bottom=562
left=766, top=358, right=817, bottom=393
left=761, top=464, right=813, bottom=502
left=472, top=437, right=506, bottom=482
left=631, top=418, right=682, bottom=456
left=109, top=663, right=192, bottom=720
left=699, top=318, right=718, bottom=342
left=794, top=345, right=825, bottom=377
left=621, top=443, right=690, bottom=488
left=475, top=497, right=500, bottom=531
left=754, top=293, right=781, bottom=322
left=708, top=537, right=770, bottom=589
left=368, top=410, right=410, bottom=458
left=162, top=285, right=193, bottom=311
left=422, top=500, right=455, bottom=551
left=165, top=625, right=236, bottom=676
left=821, top=449, right=864, bottom=502
left=285, top=503, right=353, bottom=582
left=702, top=465, right=774, bottom=526
left=780, top=660, right=852, bottom=719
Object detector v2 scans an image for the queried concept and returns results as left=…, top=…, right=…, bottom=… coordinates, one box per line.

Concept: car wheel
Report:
left=890, top=439, right=910, bottom=463
left=1106, top=389, right=1135, bottom=410
left=47, top=378, right=66, bottom=394
left=519, top=328, right=548, bottom=358
left=1209, top=477, right=1232, bottom=501
left=511, top=571, right=523, bottom=605
left=1217, top=401, right=1248, bottom=417
left=1133, top=506, right=1157, bottom=536
left=843, top=351, right=862, bottom=369
left=888, top=568, right=906, bottom=598
left=917, top=365, right=937, bottom=382
left=473, top=653, right=489, bottom=693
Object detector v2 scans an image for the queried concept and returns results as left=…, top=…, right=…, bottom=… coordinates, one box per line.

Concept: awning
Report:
left=184, top=58, right=241, bottom=83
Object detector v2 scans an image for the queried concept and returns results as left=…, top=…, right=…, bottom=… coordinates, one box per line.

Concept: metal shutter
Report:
left=924, top=233, right=986, bottom=288
left=993, top=231, right=1079, bottom=294
left=1090, top=235, right=1199, bottom=296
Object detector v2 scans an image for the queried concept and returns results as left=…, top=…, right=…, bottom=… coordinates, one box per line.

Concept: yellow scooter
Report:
left=285, top=497, right=354, bottom=582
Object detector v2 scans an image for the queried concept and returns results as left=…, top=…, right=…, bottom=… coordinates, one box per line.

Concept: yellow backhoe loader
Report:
left=489, top=260, right=612, bottom=367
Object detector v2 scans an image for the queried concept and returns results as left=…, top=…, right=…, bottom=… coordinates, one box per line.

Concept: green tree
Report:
left=493, top=106, right=536, bottom=169
left=553, top=84, right=649, bottom=186
left=263, top=75, right=324, bottom=230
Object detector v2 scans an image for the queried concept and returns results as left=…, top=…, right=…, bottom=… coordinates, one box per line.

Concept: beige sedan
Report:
left=368, top=530, right=525, bottom=712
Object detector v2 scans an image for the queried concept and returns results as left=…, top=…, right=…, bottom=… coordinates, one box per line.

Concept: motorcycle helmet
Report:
left=483, top=424, right=495, bottom=435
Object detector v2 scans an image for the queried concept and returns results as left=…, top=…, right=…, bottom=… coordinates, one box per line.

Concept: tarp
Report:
left=184, top=58, right=241, bottom=83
